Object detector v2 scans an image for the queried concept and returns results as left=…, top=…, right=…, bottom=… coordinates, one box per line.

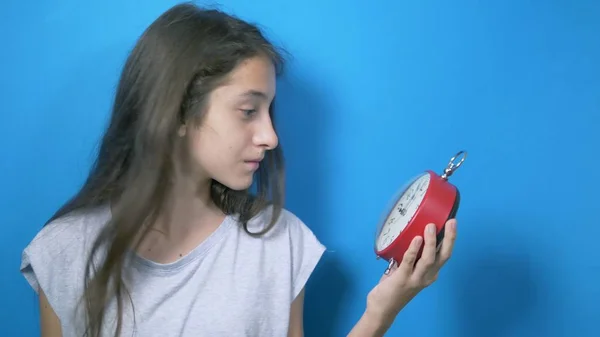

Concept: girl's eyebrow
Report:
left=238, top=89, right=269, bottom=100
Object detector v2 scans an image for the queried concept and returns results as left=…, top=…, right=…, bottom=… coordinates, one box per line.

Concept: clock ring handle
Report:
left=441, top=150, right=467, bottom=180
left=384, top=258, right=397, bottom=275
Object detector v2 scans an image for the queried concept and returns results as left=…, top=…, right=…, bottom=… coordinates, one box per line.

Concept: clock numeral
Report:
left=396, top=204, right=406, bottom=216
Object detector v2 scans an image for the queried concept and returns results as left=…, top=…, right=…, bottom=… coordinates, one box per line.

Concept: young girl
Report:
left=20, top=3, right=457, bottom=337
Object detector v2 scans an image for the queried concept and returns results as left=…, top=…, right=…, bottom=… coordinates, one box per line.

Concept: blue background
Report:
left=2, top=0, right=599, bottom=336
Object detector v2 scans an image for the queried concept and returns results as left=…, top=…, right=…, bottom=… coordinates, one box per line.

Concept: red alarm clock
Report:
left=374, top=151, right=467, bottom=270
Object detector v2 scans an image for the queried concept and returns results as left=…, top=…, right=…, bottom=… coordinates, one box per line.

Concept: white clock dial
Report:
left=376, top=173, right=430, bottom=251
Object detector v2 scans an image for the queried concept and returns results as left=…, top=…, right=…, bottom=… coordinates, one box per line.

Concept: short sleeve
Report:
left=19, top=206, right=109, bottom=319
left=286, top=212, right=327, bottom=300
left=21, top=225, right=59, bottom=295
left=20, top=217, right=85, bottom=315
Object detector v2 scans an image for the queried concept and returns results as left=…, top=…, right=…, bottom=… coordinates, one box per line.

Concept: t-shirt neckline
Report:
left=101, top=204, right=236, bottom=275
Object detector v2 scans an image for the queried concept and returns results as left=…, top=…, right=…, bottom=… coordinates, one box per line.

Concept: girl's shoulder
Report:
left=20, top=205, right=110, bottom=317
left=238, top=205, right=327, bottom=299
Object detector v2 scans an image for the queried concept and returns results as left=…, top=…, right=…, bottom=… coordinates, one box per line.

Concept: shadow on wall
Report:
left=25, top=44, right=131, bottom=198
left=453, top=217, right=544, bottom=337
left=8, top=43, right=132, bottom=336
left=274, top=64, right=351, bottom=337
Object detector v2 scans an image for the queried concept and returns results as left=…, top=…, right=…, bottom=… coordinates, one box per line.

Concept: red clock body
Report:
left=374, top=151, right=466, bottom=266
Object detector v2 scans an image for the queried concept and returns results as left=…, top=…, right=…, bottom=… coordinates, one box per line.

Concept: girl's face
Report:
left=178, top=55, right=279, bottom=190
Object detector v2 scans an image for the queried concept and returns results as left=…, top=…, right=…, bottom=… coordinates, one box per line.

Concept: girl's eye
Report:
left=241, top=109, right=257, bottom=117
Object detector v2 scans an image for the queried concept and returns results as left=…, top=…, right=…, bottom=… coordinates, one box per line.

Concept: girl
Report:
left=20, top=3, right=457, bottom=337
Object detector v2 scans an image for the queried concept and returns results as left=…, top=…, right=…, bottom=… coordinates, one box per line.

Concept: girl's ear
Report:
left=178, top=123, right=187, bottom=137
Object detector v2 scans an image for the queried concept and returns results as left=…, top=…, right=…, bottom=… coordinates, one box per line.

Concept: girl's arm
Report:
left=288, top=288, right=390, bottom=337
left=287, top=288, right=306, bottom=337
left=290, top=220, right=458, bottom=337
left=39, top=289, right=62, bottom=337
left=347, top=310, right=390, bottom=337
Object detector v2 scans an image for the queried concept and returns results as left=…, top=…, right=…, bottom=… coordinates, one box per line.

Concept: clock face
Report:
left=375, top=172, right=430, bottom=251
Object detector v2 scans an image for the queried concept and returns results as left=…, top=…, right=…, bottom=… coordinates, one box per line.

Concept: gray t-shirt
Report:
left=20, top=204, right=326, bottom=336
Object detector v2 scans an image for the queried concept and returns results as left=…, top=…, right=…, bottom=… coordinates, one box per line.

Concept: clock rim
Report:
left=374, top=170, right=459, bottom=260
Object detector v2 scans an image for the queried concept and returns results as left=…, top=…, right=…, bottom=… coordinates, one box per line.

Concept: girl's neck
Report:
left=153, top=175, right=223, bottom=238
left=133, top=176, right=227, bottom=264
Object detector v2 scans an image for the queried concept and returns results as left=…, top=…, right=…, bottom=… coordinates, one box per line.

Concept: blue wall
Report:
left=2, top=1, right=599, bottom=336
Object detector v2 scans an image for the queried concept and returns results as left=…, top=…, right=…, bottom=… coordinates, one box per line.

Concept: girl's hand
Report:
left=365, top=219, right=457, bottom=326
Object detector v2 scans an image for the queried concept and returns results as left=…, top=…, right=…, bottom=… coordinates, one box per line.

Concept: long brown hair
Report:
left=45, top=3, right=287, bottom=336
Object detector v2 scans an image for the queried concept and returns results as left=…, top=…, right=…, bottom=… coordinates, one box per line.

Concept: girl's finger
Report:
left=396, top=236, right=423, bottom=276
left=437, top=219, right=457, bottom=266
left=412, top=223, right=438, bottom=280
